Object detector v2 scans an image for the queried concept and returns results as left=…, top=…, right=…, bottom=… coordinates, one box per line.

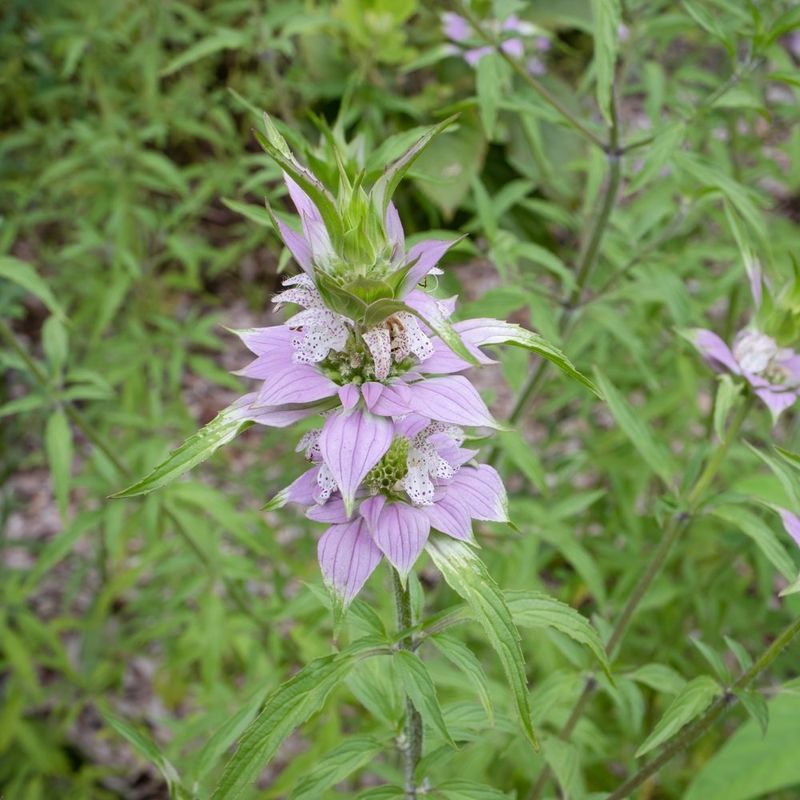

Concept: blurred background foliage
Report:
left=2, top=0, right=800, bottom=798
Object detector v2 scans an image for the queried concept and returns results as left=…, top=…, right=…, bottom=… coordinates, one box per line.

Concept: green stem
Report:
left=529, top=391, right=752, bottom=800
left=453, top=0, right=606, bottom=151
left=606, top=614, right=800, bottom=800
left=393, top=568, right=423, bottom=799
left=486, top=115, right=622, bottom=465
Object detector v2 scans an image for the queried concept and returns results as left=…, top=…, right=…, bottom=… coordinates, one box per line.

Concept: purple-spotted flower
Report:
left=441, top=11, right=551, bottom=73
left=275, top=416, right=507, bottom=602
left=688, top=266, right=800, bottom=422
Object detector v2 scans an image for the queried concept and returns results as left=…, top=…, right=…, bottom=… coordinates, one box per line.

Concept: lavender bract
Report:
left=689, top=268, right=800, bottom=422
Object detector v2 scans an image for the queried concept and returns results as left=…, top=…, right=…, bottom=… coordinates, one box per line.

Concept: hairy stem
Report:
left=393, top=568, right=423, bottom=798
left=606, top=614, right=800, bottom=800
left=529, top=391, right=753, bottom=799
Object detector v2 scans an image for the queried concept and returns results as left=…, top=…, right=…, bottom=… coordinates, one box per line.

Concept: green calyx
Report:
left=365, top=437, right=409, bottom=496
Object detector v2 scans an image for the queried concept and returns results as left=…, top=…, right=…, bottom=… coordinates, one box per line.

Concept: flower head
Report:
left=689, top=264, right=800, bottom=422
left=441, top=11, right=551, bottom=72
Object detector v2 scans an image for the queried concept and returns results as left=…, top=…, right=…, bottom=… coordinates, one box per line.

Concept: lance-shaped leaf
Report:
left=505, top=590, right=612, bottom=679
left=372, top=115, right=459, bottom=214
left=110, top=401, right=255, bottom=498
left=212, top=637, right=388, bottom=800
left=593, top=368, right=676, bottom=484
left=431, top=634, right=494, bottom=724
left=449, top=319, right=597, bottom=394
left=426, top=536, right=539, bottom=750
left=635, top=675, right=722, bottom=758
left=291, top=735, right=386, bottom=800
left=394, top=649, right=457, bottom=748
left=254, top=113, right=343, bottom=244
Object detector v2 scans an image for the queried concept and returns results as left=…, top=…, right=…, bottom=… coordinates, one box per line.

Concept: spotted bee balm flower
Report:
left=113, top=114, right=593, bottom=608
left=688, top=264, right=800, bottom=422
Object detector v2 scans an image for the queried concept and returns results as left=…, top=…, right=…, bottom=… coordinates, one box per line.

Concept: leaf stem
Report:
left=452, top=0, right=606, bottom=151
left=605, top=614, right=800, bottom=800
left=528, top=390, right=753, bottom=799
left=486, top=99, right=622, bottom=464
left=392, top=568, right=423, bottom=798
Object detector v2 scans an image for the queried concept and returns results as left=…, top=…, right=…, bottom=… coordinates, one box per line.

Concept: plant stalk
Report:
left=392, top=568, right=423, bottom=798
left=605, top=614, right=800, bottom=800
left=529, top=391, right=753, bottom=799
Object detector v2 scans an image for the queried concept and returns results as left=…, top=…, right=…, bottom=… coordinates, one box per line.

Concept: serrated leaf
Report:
left=110, top=402, right=254, bottom=498
left=635, top=675, right=721, bottom=758
left=712, top=506, right=797, bottom=581
left=394, top=649, right=456, bottom=748
left=212, top=638, right=386, bottom=800
left=464, top=319, right=596, bottom=395
left=291, top=735, right=384, bottom=800
left=593, top=369, right=676, bottom=484
left=45, top=411, right=72, bottom=520
left=0, top=256, right=66, bottom=320
left=431, top=634, right=494, bottom=724
left=505, top=590, right=611, bottom=679
left=426, top=536, right=539, bottom=750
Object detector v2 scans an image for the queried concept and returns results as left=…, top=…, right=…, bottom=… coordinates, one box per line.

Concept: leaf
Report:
left=690, top=637, right=732, bottom=684
left=291, top=735, right=385, bottom=800
left=161, top=29, right=246, bottom=76
left=406, top=302, right=480, bottom=367
left=426, top=536, right=539, bottom=750
left=45, top=411, right=72, bottom=520
left=626, top=663, right=687, bottom=695
left=685, top=692, right=800, bottom=800
left=497, top=431, right=547, bottom=493
left=221, top=198, right=273, bottom=227
left=476, top=54, right=507, bottom=138
left=0, top=256, right=66, bottom=319
left=711, top=506, right=797, bottom=581
left=110, top=402, right=254, bottom=498
left=436, top=780, right=514, bottom=799
left=713, top=375, right=742, bottom=443
left=505, top=590, right=612, bottom=679
left=593, top=369, right=676, bottom=484
left=394, top=649, right=456, bottom=748
left=212, top=638, right=386, bottom=800
left=431, top=634, right=494, bottom=724
left=635, top=675, right=721, bottom=758
left=590, top=0, right=620, bottom=123
left=464, top=319, right=597, bottom=395
left=102, top=710, right=184, bottom=794
left=372, top=115, right=458, bottom=214
left=315, top=272, right=369, bottom=320
left=735, top=689, right=769, bottom=737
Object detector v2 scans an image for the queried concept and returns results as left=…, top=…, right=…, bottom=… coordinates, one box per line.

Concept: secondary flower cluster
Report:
left=689, top=266, right=800, bottom=422
left=442, top=11, right=551, bottom=75
left=234, top=166, right=511, bottom=604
